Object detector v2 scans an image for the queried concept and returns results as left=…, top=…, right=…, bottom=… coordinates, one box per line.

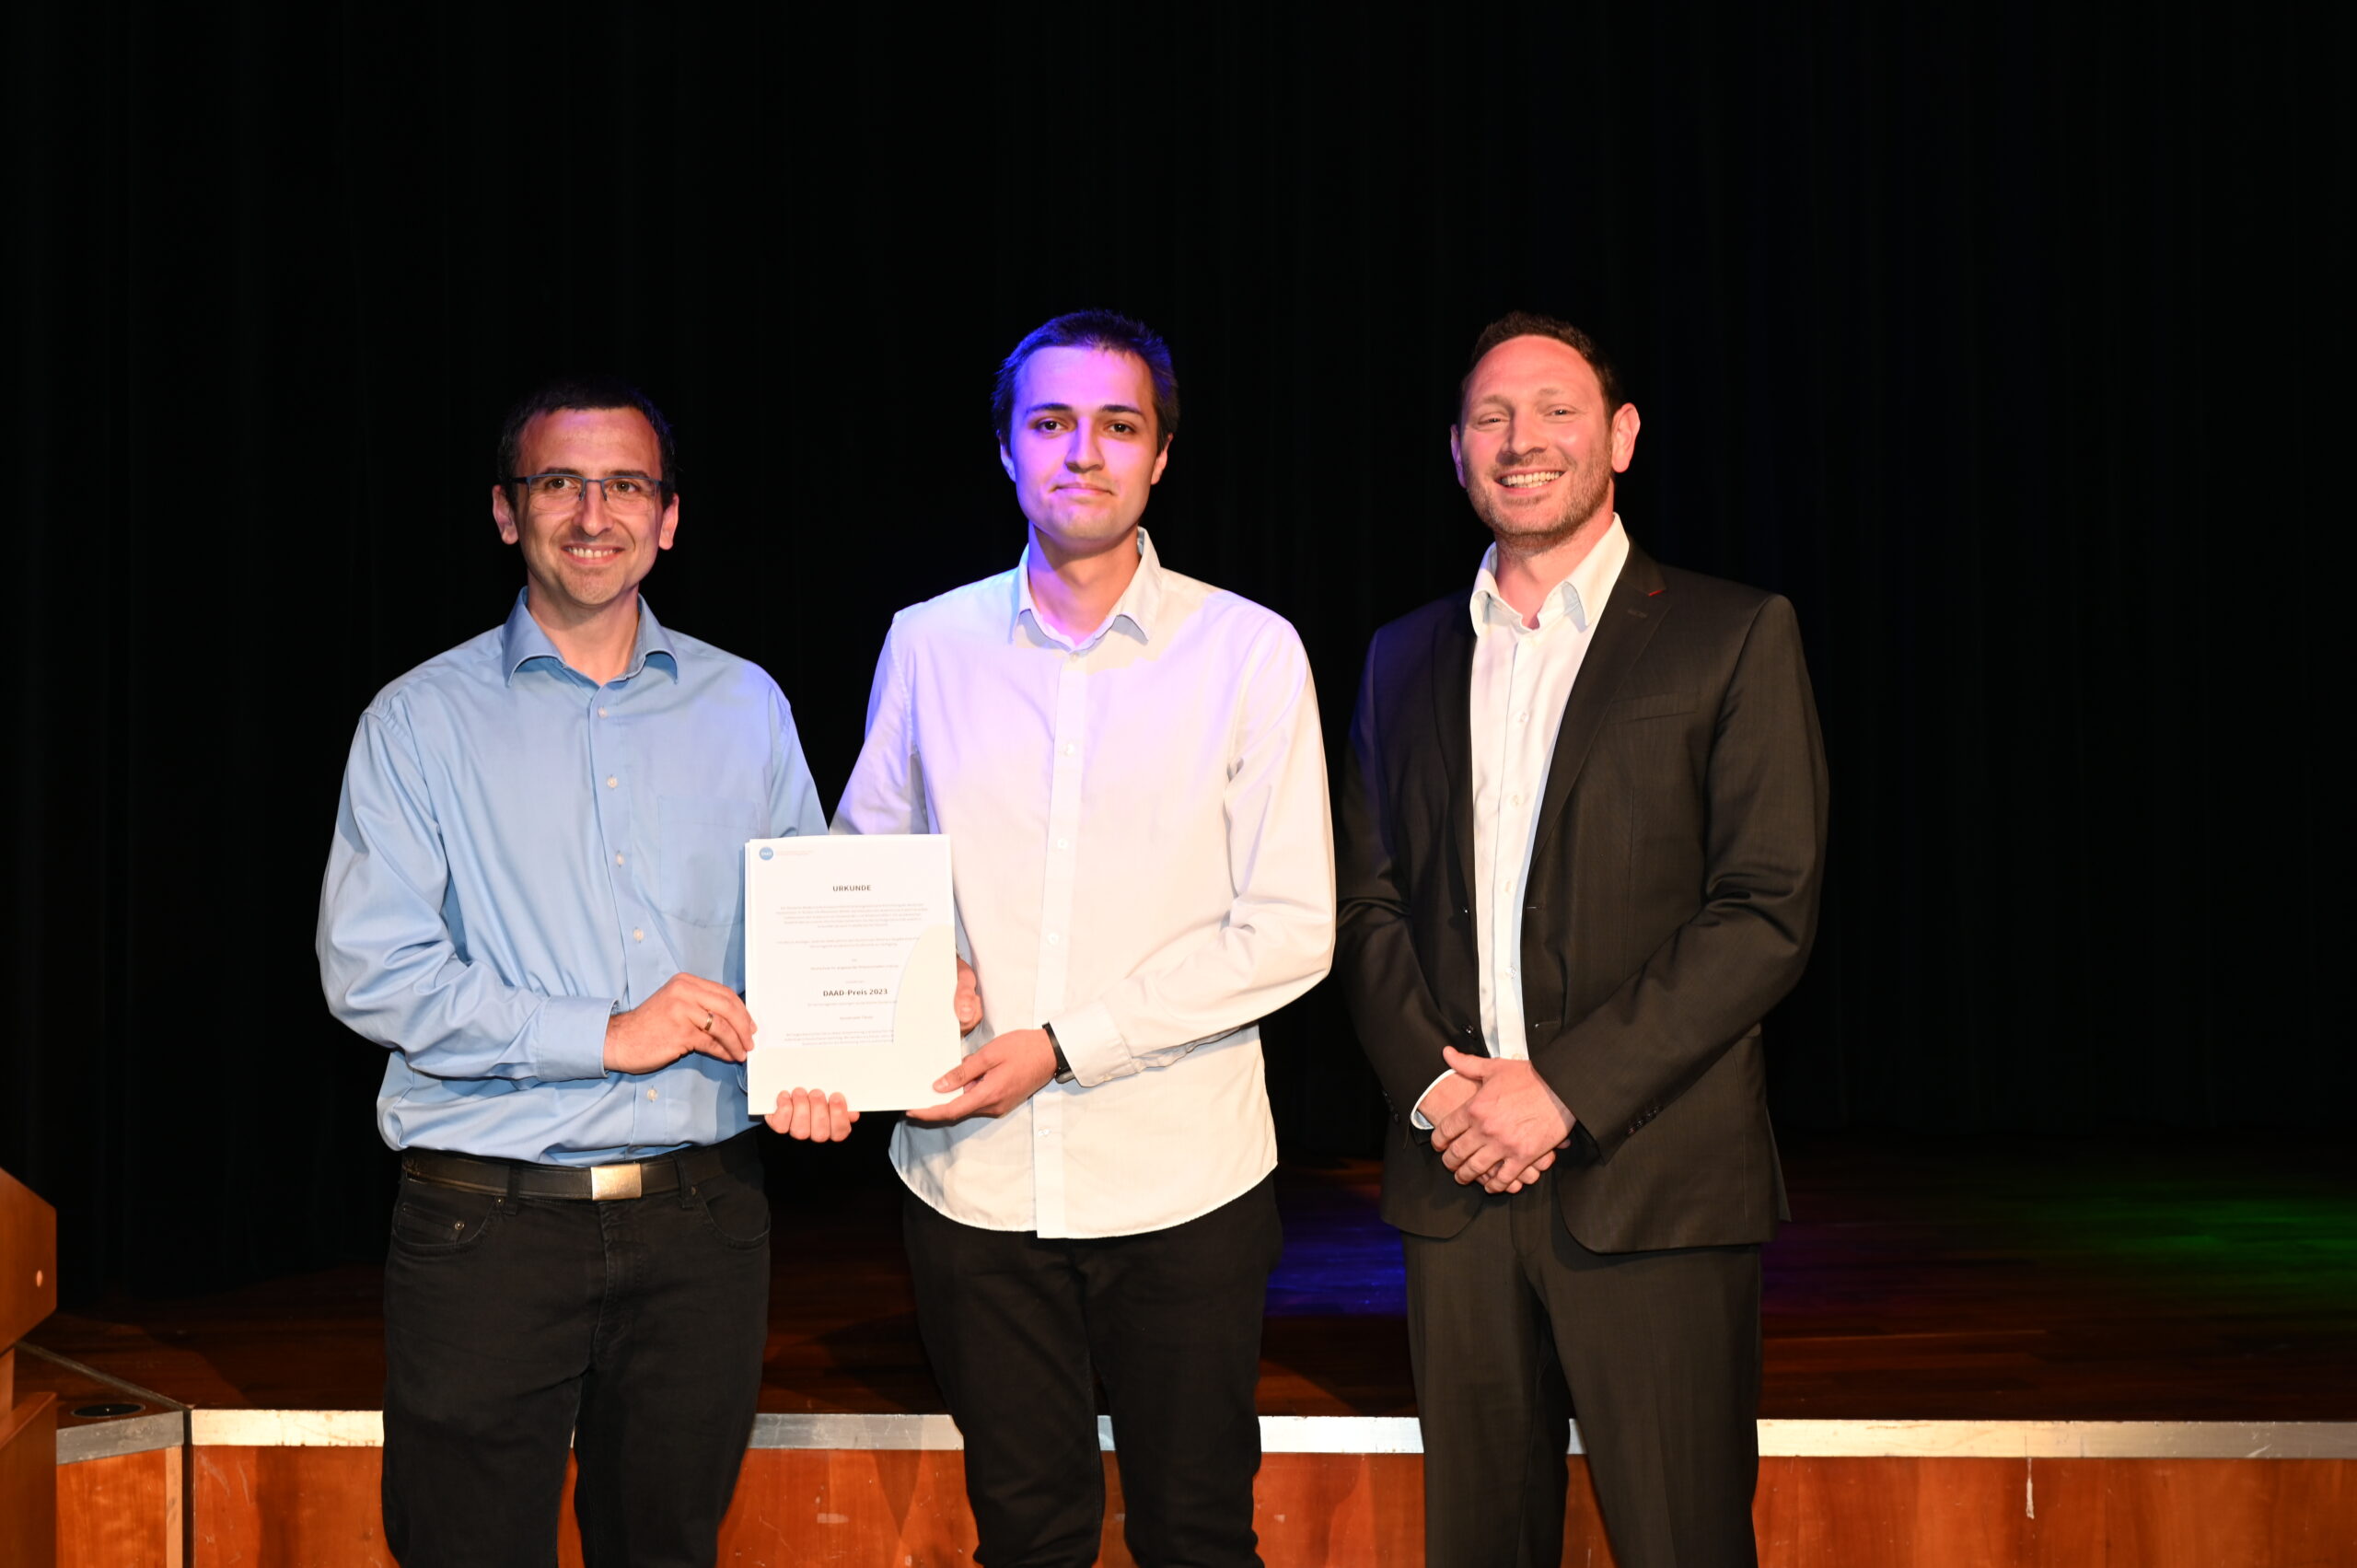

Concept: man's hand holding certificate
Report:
left=904, top=1025, right=1060, bottom=1123
left=746, top=835, right=978, bottom=1129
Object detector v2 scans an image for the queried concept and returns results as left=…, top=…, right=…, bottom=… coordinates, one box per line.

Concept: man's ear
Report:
left=1608, top=403, right=1642, bottom=474
left=998, top=442, right=1016, bottom=482
left=1448, top=426, right=1468, bottom=490
left=492, top=483, right=520, bottom=544
left=656, top=492, right=679, bottom=551
left=1149, top=436, right=1172, bottom=486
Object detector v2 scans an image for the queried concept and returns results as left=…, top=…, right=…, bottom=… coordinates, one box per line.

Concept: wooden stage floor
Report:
left=32, top=1130, right=2357, bottom=1425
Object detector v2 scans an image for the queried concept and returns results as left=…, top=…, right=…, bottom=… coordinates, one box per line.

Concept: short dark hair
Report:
left=1458, top=312, right=1627, bottom=424
left=993, top=309, right=1179, bottom=448
left=495, top=375, right=679, bottom=496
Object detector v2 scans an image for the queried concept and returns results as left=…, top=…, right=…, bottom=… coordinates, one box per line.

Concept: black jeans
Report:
left=904, top=1174, right=1283, bottom=1568
left=380, top=1132, right=770, bottom=1568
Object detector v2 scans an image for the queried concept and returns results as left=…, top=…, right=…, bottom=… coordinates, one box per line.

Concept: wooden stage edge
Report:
left=169, top=1409, right=2357, bottom=1458
left=36, top=1367, right=2357, bottom=1565
left=58, top=1421, right=2357, bottom=1568
left=48, top=1400, right=2357, bottom=1563
left=40, top=1353, right=2357, bottom=1567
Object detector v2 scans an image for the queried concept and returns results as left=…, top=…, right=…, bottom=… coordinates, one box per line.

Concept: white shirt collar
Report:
left=1469, top=515, right=1631, bottom=635
left=1016, top=527, right=1165, bottom=649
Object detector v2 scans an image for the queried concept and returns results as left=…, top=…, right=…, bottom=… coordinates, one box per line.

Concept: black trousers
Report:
left=1403, top=1179, right=1762, bottom=1568
left=380, top=1132, right=771, bottom=1568
left=903, top=1174, right=1283, bottom=1568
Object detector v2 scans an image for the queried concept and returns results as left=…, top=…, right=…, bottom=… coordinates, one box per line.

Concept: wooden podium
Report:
left=0, top=1167, right=58, bottom=1568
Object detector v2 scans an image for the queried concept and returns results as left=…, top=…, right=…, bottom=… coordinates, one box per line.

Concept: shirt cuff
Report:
left=533, top=995, right=618, bottom=1084
left=1408, top=1069, right=1457, bottom=1132
left=1047, top=1001, right=1129, bottom=1087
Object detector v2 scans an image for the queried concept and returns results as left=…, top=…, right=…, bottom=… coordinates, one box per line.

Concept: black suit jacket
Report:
left=1336, top=542, right=1829, bottom=1253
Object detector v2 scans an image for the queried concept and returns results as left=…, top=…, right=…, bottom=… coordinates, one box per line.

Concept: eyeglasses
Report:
left=506, top=472, right=668, bottom=517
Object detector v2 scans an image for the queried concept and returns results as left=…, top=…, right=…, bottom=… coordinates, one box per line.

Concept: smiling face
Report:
left=997, top=345, right=1171, bottom=564
left=492, top=405, right=679, bottom=629
left=1451, top=334, right=1640, bottom=557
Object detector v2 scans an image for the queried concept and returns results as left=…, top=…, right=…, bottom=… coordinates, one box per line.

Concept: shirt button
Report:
left=645, top=1088, right=658, bottom=1102
left=1055, top=838, right=1069, bottom=850
left=1510, top=793, right=1525, bottom=807
left=1516, top=712, right=1529, bottom=725
left=1047, top=933, right=1061, bottom=946
left=606, top=776, right=619, bottom=789
left=614, top=853, right=626, bottom=865
left=1062, top=744, right=1074, bottom=757
left=598, top=708, right=609, bottom=718
left=633, top=928, right=644, bottom=942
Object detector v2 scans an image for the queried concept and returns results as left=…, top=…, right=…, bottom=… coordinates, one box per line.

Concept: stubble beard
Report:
left=1470, top=454, right=1613, bottom=562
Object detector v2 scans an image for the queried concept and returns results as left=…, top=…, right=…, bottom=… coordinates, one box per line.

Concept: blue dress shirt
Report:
left=319, top=593, right=825, bottom=1164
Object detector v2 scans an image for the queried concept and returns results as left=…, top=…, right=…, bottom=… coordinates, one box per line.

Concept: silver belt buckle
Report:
left=590, top=1163, right=644, bottom=1202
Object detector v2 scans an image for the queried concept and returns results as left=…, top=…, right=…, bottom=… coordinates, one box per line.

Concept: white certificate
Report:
left=743, top=834, right=959, bottom=1113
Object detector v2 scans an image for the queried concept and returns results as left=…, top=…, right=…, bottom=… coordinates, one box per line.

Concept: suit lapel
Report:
left=1426, top=606, right=1478, bottom=919
left=1530, top=545, right=1667, bottom=858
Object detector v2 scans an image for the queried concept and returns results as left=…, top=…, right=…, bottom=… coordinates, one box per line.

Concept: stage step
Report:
left=52, top=1400, right=2357, bottom=1568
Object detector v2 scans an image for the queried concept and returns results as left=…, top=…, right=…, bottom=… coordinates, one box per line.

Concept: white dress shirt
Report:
left=1414, top=517, right=1629, bottom=1126
left=835, top=530, right=1336, bottom=1238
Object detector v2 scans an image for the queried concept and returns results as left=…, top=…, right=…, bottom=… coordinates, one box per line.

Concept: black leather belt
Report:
left=401, top=1142, right=732, bottom=1202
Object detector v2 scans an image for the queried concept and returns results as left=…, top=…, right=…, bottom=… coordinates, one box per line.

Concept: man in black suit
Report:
left=1336, top=312, right=1829, bottom=1567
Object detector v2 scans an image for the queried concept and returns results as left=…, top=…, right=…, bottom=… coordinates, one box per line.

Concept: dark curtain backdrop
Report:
left=6, top=5, right=2346, bottom=1299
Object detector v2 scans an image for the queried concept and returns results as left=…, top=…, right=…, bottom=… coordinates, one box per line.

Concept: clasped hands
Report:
left=765, top=958, right=1005, bottom=1143
left=1421, top=1045, right=1576, bottom=1195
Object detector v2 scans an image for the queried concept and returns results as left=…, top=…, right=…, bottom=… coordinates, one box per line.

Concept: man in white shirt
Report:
left=795, top=310, right=1335, bottom=1567
left=1336, top=314, right=1829, bottom=1568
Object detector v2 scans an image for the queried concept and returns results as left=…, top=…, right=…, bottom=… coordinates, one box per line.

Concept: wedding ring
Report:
left=701, top=1012, right=715, bottom=1033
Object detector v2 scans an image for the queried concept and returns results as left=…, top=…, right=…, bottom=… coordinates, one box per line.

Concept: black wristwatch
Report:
left=1042, top=1020, right=1074, bottom=1083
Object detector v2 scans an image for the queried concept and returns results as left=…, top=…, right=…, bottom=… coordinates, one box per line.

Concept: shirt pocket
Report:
left=656, top=794, right=765, bottom=928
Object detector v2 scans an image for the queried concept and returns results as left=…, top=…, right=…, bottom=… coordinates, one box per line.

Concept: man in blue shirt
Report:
left=318, top=378, right=826, bottom=1568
